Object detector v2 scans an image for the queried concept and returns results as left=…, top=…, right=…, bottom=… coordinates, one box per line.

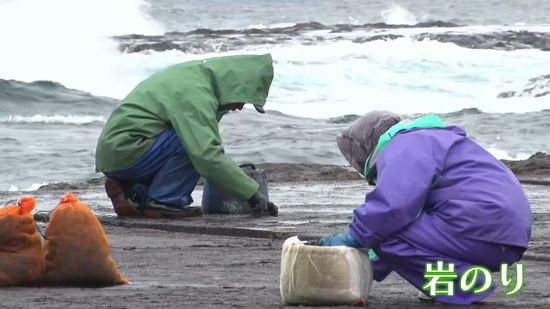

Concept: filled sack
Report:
left=0, top=197, right=44, bottom=286
left=43, top=193, right=128, bottom=286
left=280, top=236, right=373, bottom=305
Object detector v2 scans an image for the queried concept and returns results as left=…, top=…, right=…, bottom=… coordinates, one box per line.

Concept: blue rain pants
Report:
left=105, top=129, right=201, bottom=209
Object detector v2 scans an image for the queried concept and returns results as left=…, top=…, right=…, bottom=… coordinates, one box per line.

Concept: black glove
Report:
left=248, top=191, right=278, bottom=217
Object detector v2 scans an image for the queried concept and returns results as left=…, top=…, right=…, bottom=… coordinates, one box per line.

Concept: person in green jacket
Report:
left=96, top=54, right=278, bottom=218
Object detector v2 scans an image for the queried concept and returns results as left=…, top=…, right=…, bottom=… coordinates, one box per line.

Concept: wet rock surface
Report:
left=498, top=74, right=550, bottom=99
left=258, top=163, right=363, bottom=182
left=2, top=159, right=549, bottom=307
left=31, top=154, right=550, bottom=192
left=1, top=173, right=549, bottom=307
left=420, top=31, right=550, bottom=51
left=502, top=152, right=550, bottom=178
left=113, top=21, right=457, bottom=53
left=113, top=21, right=550, bottom=54
left=2, top=226, right=548, bottom=309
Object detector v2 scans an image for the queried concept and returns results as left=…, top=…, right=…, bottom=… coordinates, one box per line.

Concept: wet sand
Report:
left=1, top=163, right=549, bottom=308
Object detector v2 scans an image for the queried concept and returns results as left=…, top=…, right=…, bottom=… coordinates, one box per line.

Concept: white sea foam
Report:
left=247, top=22, right=296, bottom=29
left=6, top=183, right=48, bottom=192
left=0, top=0, right=163, bottom=98
left=247, top=23, right=267, bottom=29
left=0, top=0, right=549, bottom=119
left=1, top=115, right=106, bottom=125
left=486, top=148, right=531, bottom=161
left=121, top=38, right=550, bottom=118
left=26, top=183, right=48, bottom=191
left=381, top=4, right=418, bottom=25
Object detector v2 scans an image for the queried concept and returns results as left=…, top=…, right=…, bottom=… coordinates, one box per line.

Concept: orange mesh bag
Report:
left=43, top=193, right=128, bottom=286
left=0, top=196, right=45, bottom=286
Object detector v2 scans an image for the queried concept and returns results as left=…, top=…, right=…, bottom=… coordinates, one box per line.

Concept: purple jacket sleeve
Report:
left=349, top=132, right=445, bottom=248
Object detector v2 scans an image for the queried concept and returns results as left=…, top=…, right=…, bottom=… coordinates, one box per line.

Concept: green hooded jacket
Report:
left=95, top=54, right=274, bottom=200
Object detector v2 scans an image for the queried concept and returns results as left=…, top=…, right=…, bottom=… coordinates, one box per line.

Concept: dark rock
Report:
left=52, top=155, right=550, bottom=192
left=114, top=28, right=550, bottom=55
left=118, top=21, right=550, bottom=55
left=497, top=74, right=550, bottom=98
left=442, top=108, right=483, bottom=116
left=414, top=21, right=460, bottom=28
left=123, top=41, right=183, bottom=53
left=497, top=91, right=516, bottom=98
left=330, top=24, right=355, bottom=33
left=275, top=22, right=329, bottom=32
left=257, top=163, right=363, bottom=182
left=416, top=31, right=550, bottom=51
left=86, top=177, right=106, bottom=186
left=327, top=114, right=361, bottom=123
left=37, top=182, right=90, bottom=191
left=187, top=28, right=238, bottom=36
left=352, top=34, right=402, bottom=44
left=115, top=27, right=550, bottom=55
left=502, top=152, right=550, bottom=176
left=327, top=114, right=361, bottom=124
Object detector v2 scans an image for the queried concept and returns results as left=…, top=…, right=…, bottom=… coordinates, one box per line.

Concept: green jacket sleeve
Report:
left=167, top=85, right=259, bottom=201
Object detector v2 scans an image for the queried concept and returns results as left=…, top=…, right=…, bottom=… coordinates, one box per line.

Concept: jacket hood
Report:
left=336, top=111, right=401, bottom=174
left=202, top=54, right=274, bottom=108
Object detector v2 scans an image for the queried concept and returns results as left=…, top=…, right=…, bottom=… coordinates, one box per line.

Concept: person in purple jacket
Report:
left=319, top=111, right=532, bottom=305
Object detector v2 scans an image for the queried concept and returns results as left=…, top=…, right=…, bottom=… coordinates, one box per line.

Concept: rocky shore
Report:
left=501, top=152, right=550, bottom=183
left=1, top=155, right=549, bottom=308
left=498, top=75, right=550, bottom=99
left=33, top=152, right=550, bottom=192
left=113, top=22, right=550, bottom=55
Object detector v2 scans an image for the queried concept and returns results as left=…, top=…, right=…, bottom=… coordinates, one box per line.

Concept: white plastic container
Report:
left=280, top=236, right=373, bottom=306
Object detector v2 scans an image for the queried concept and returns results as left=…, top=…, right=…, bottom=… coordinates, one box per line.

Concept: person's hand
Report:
left=266, top=201, right=278, bottom=216
left=248, top=191, right=278, bottom=217
left=319, top=231, right=362, bottom=248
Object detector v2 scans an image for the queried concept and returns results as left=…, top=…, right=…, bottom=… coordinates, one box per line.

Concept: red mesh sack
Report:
left=43, top=193, right=128, bottom=286
left=0, top=197, right=45, bottom=286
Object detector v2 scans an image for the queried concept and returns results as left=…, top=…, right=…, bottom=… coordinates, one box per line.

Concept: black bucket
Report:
left=201, top=164, right=269, bottom=214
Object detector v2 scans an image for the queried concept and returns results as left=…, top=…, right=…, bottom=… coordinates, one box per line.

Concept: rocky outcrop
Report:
left=502, top=152, right=550, bottom=176
left=420, top=31, right=550, bottom=51
left=498, top=74, right=550, bottom=98
left=257, top=163, right=363, bottom=182
left=36, top=153, right=550, bottom=191
left=113, top=22, right=550, bottom=54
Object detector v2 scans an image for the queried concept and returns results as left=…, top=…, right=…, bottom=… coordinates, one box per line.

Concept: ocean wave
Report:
left=0, top=79, right=119, bottom=116
left=247, top=22, right=297, bottom=30
left=8, top=183, right=48, bottom=192
left=0, top=0, right=163, bottom=99
left=0, top=78, right=95, bottom=98
left=122, top=39, right=550, bottom=117
left=0, top=107, right=548, bottom=191
left=381, top=4, right=418, bottom=25
left=143, top=0, right=550, bottom=33
left=0, top=115, right=106, bottom=125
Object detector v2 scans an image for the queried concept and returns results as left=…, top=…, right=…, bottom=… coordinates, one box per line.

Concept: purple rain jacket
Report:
left=349, top=125, right=532, bottom=250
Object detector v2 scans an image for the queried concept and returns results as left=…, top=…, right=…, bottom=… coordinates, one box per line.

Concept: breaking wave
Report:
left=0, top=115, right=106, bottom=125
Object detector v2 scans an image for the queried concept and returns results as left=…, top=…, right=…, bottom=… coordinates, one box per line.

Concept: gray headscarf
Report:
left=336, top=111, right=401, bottom=174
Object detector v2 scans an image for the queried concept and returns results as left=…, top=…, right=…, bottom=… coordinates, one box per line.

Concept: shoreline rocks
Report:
left=498, top=74, right=550, bottom=99
left=502, top=152, right=550, bottom=176
left=113, top=22, right=550, bottom=54
left=33, top=152, right=550, bottom=191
